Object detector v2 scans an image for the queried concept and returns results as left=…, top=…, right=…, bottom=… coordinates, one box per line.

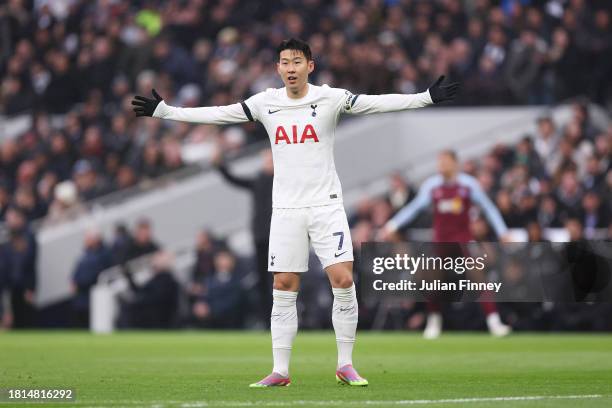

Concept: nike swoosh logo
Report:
left=338, top=306, right=354, bottom=312
left=334, top=251, right=348, bottom=258
left=268, top=109, right=281, bottom=114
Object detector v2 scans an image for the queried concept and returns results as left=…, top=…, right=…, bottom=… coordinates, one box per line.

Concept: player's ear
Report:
left=307, top=60, right=315, bottom=74
left=276, top=62, right=281, bottom=75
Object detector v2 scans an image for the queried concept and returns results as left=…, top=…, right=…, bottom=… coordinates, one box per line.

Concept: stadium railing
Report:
left=90, top=248, right=194, bottom=333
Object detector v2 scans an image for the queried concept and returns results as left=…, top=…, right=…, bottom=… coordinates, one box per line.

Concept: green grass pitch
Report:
left=1, top=331, right=611, bottom=407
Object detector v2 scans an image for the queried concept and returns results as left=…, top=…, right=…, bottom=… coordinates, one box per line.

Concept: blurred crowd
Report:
left=1, top=104, right=610, bottom=331
left=348, top=100, right=612, bottom=331
left=2, top=0, right=612, bottom=228
left=350, top=101, right=612, bottom=240
left=1, top=0, right=611, bottom=331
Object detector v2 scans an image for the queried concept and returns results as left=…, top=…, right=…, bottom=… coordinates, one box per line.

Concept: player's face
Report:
left=277, top=49, right=314, bottom=92
left=438, top=153, right=458, bottom=177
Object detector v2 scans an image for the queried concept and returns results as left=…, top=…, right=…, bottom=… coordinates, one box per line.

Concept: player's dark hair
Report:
left=277, top=38, right=312, bottom=61
left=439, top=149, right=457, bottom=161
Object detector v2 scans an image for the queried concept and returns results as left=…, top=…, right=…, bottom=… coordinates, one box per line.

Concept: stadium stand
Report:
left=1, top=0, right=611, bottom=331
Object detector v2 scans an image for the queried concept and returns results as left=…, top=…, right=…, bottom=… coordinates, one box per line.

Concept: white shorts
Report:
left=268, top=203, right=354, bottom=272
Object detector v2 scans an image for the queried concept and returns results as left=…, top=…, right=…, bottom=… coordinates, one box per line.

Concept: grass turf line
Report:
left=0, top=331, right=611, bottom=407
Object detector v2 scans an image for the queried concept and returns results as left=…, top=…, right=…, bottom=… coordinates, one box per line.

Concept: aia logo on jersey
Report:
left=275, top=124, right=319, bottom=144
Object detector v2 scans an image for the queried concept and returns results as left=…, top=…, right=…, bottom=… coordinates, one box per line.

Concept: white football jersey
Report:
left=153, top=84, right=432, bottom=208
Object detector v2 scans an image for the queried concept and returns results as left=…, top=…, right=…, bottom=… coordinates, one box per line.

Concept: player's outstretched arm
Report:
left=465, top=176, right=509, bottom=239
left=212, top=150, right=255, bottom=190
left=343, top=76, right=459, bottom=115
left=383, top=176, right=437, bottom=235
left=131, top=89, right=256, bottom=125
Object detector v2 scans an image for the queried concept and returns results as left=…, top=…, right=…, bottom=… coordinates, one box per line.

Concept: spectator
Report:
left=579, top=191, right=609, bottom=238
left=213, top=148, right=273, bottom=321
left=560, top=217, right=607, bottom=302
left=495, top=189, right=522, bottom=228
left=192, top=249, right=245, bottom=328
left=118, top=251, right=180, bottom=329
left=71, top=228, right=113, bottom=327
left=583, top=156, right=605, bottom=191
left=42, top=51, right=79, bottom=114
left=526, top=221, right=546, bottom=242
left=13, top=186, right=45, bottom=220
left=137, top=140, right=164, bottom=179
left=534, top=116, right=559, bottom=163
left=563, top=121, right=594, bottom=178
left=110, top=223, right=132, bottom=265
left=189, top=229, right=218, bottom=302
left=36, top=171, right=58, bottom=213
left=548, top=27, right=580, bottom=101
left=386, top=173, right=415, bottom=214
left=594, top=133, right=611, bottom=172
left=556, top=169, right=583, bottom=221
left=516, top=193, right=539, bottom=226
left=106, top=113, right=133, bottom=160
left=514, top=136, right=545, bottom=178
left=122, top=218, right=160, bottom=262
left=72, top=159, right=109, bottom=201
left=114, top=165, right=138, bottom=190
left=504, top=29, right=548, bottom=104
left=538, top=195, right=563, bottom=228
left=470, top=216, right=495, bottom=241
left=2, top=206, right=37, bottom=328
left=47, top=131, right=74, bottom=181
left=2, top=76, right=33, bottom=115
left=45, top=180, right=84, bottom=224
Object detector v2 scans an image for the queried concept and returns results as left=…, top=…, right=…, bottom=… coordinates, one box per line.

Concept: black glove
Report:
left=131, top=89, right=163, bottom=117
left=428, top=75, right=459, bottom=104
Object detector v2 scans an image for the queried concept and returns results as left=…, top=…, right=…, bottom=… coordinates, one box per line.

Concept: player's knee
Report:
left=331, top=275, right=354, bottom=289
left=273, top=273, right=299, bottom=291
left=273, top=280, right=292, bottom=291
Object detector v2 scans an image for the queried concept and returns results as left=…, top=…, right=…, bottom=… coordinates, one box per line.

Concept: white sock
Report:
left=271, top=289, right=298, bottom=377
left=486, top=312, right=503, bottom=329
left=332, top=283, right=358, bottom=369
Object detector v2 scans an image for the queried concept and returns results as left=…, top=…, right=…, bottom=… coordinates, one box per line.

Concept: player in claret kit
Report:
left=132, top=38, right=458, bottom=387
left=381, top=150, right=512, bottom=339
